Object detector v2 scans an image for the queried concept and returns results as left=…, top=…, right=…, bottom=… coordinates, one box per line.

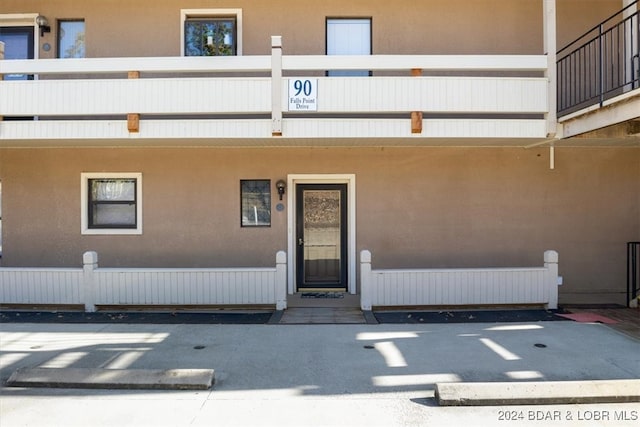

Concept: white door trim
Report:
left=287, top=174, right=356, bottom=295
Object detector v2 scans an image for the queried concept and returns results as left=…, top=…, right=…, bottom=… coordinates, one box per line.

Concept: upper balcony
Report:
left=0, top=38, right=551, bottom=147
left=557, top=1, right=640, bottom=143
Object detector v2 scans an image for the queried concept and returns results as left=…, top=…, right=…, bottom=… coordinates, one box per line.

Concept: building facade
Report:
left=0, top=0, right=638, bottom=309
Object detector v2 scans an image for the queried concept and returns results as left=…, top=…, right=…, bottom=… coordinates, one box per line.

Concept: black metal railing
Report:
left=628, top=242, right=640, bottom=308
left=557, top=1, right=640, bottom=116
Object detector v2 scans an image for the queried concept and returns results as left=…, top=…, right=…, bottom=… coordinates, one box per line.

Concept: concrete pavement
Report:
left=1, top=320, right=639, bottom=426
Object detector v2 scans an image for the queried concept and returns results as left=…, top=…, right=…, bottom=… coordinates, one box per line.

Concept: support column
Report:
left=83, top=251, right=98, bottom=313
left=544, top=250, right=559, bottom=310
left=543, top=0, right=558, bottom=138
left=271, top=36, right=283, bottom=137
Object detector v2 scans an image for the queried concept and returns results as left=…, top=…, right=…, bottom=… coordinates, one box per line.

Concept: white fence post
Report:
left=275, top=250, right=287, bottom=310
left=360, top=250, right=372, bottom=310
left=83, top=251, right=98, bottom=312
left=544, top=250, right=559, bottom=309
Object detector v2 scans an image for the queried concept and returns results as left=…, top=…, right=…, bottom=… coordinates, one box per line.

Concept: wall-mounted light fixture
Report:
left=36, top=15, right=51, bottom=37
left=275, top=180, right=286, bottom=201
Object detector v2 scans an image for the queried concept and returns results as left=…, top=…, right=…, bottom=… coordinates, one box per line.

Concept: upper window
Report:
left=326, top=18, right=371, bottom=77
left=181, top=9, right=242, bottom=56
left=58, top=20, right=85, bottom=58
left=81, top=173, right=142, bottom=235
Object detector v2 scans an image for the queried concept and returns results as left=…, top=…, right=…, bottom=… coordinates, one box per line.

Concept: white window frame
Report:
left=81, top=173, right=143, bottom=235
left=180, top=9, right=243, bottom=56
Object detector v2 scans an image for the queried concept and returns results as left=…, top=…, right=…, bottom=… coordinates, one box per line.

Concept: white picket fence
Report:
left=1, top=249, right=559, bottom=312
left=0, top=269, right=84, bottom=305
left=360, top=250, right=560, bottom=310
left=0, top=251, right=287, bottom=311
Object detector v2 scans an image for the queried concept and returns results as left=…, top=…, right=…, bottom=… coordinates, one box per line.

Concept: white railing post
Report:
left=543, top=0, right=557, bottom=138
left=83, top=251, right=98, bottom=312
left=360, top=250, right=372, bottom=310
left=271, top=36, right=283, bottom=137
left=544, top=250, right=559, bottom=309
left=1, top=41, right=4, bottom=122
left=275, top=250, right=287, bottom=310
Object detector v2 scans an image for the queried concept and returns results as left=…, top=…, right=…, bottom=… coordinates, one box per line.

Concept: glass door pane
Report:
left=302, top=189, right=342, bottom=284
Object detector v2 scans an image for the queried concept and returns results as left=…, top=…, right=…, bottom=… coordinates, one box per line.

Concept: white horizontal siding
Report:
left=282, top=119, right=546, bottom=139
left=0, top=269, right=83, bottom=305
left=0, top=120, right=272, bottom=140
left=369, top=268, right=548, bottom=307
left=94, top=268, right=277, bottom=305
left=293, top=77, right=547, bottom=113
left=0, top=78, right=271, bottom=116
left=1, top=77, right=546, bottom=117
left=0, top=118, right=545, bottom=141
left=424, top=119, right=546, bottom=138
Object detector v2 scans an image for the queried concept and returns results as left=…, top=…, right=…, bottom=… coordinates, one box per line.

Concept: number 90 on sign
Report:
left=288, top=78, right=318, bottom=111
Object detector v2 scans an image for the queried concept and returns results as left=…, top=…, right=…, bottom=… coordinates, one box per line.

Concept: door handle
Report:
left=298, top=238, right=304, bottom=246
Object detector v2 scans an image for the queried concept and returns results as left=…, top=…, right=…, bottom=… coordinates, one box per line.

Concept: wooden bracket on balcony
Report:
left=128, top=71, right=140, bottom=79
left=127, top=114, right=140, bottom=133
left=411, top=111, right=423, bottom=134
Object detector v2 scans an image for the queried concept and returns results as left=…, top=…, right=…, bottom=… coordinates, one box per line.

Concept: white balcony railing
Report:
left=0, top=38, right=550, bottom=143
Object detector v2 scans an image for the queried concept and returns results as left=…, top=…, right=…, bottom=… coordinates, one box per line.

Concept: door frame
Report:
left=287, top=174, right=356, bottom=295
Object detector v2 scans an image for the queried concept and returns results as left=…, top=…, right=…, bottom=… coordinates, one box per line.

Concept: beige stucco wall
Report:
left=0, top=0, right=623, bottom=57
left=1, top=146, right=638, bottom=305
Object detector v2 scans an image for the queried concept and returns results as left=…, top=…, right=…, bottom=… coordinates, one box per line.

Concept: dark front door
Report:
left=0, top=26, right=34, bottom=80
left=1, top=26, right=35, bottom=121
left=296, top=184, right=348, bottom=290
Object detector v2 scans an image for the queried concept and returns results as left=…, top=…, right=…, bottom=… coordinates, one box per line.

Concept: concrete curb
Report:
left=6, top=368, right=215, bottom=390
left=435, top=380, right=640, bottom=406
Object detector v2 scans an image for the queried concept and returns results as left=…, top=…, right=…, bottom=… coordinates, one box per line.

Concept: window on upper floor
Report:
left=58, top=19, right=85, bottom=58
left=81, top=173, right=142, bottom=235
left=181, top=9, right=242, bottom=56
left=326, top=18, right=371, bottom=76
